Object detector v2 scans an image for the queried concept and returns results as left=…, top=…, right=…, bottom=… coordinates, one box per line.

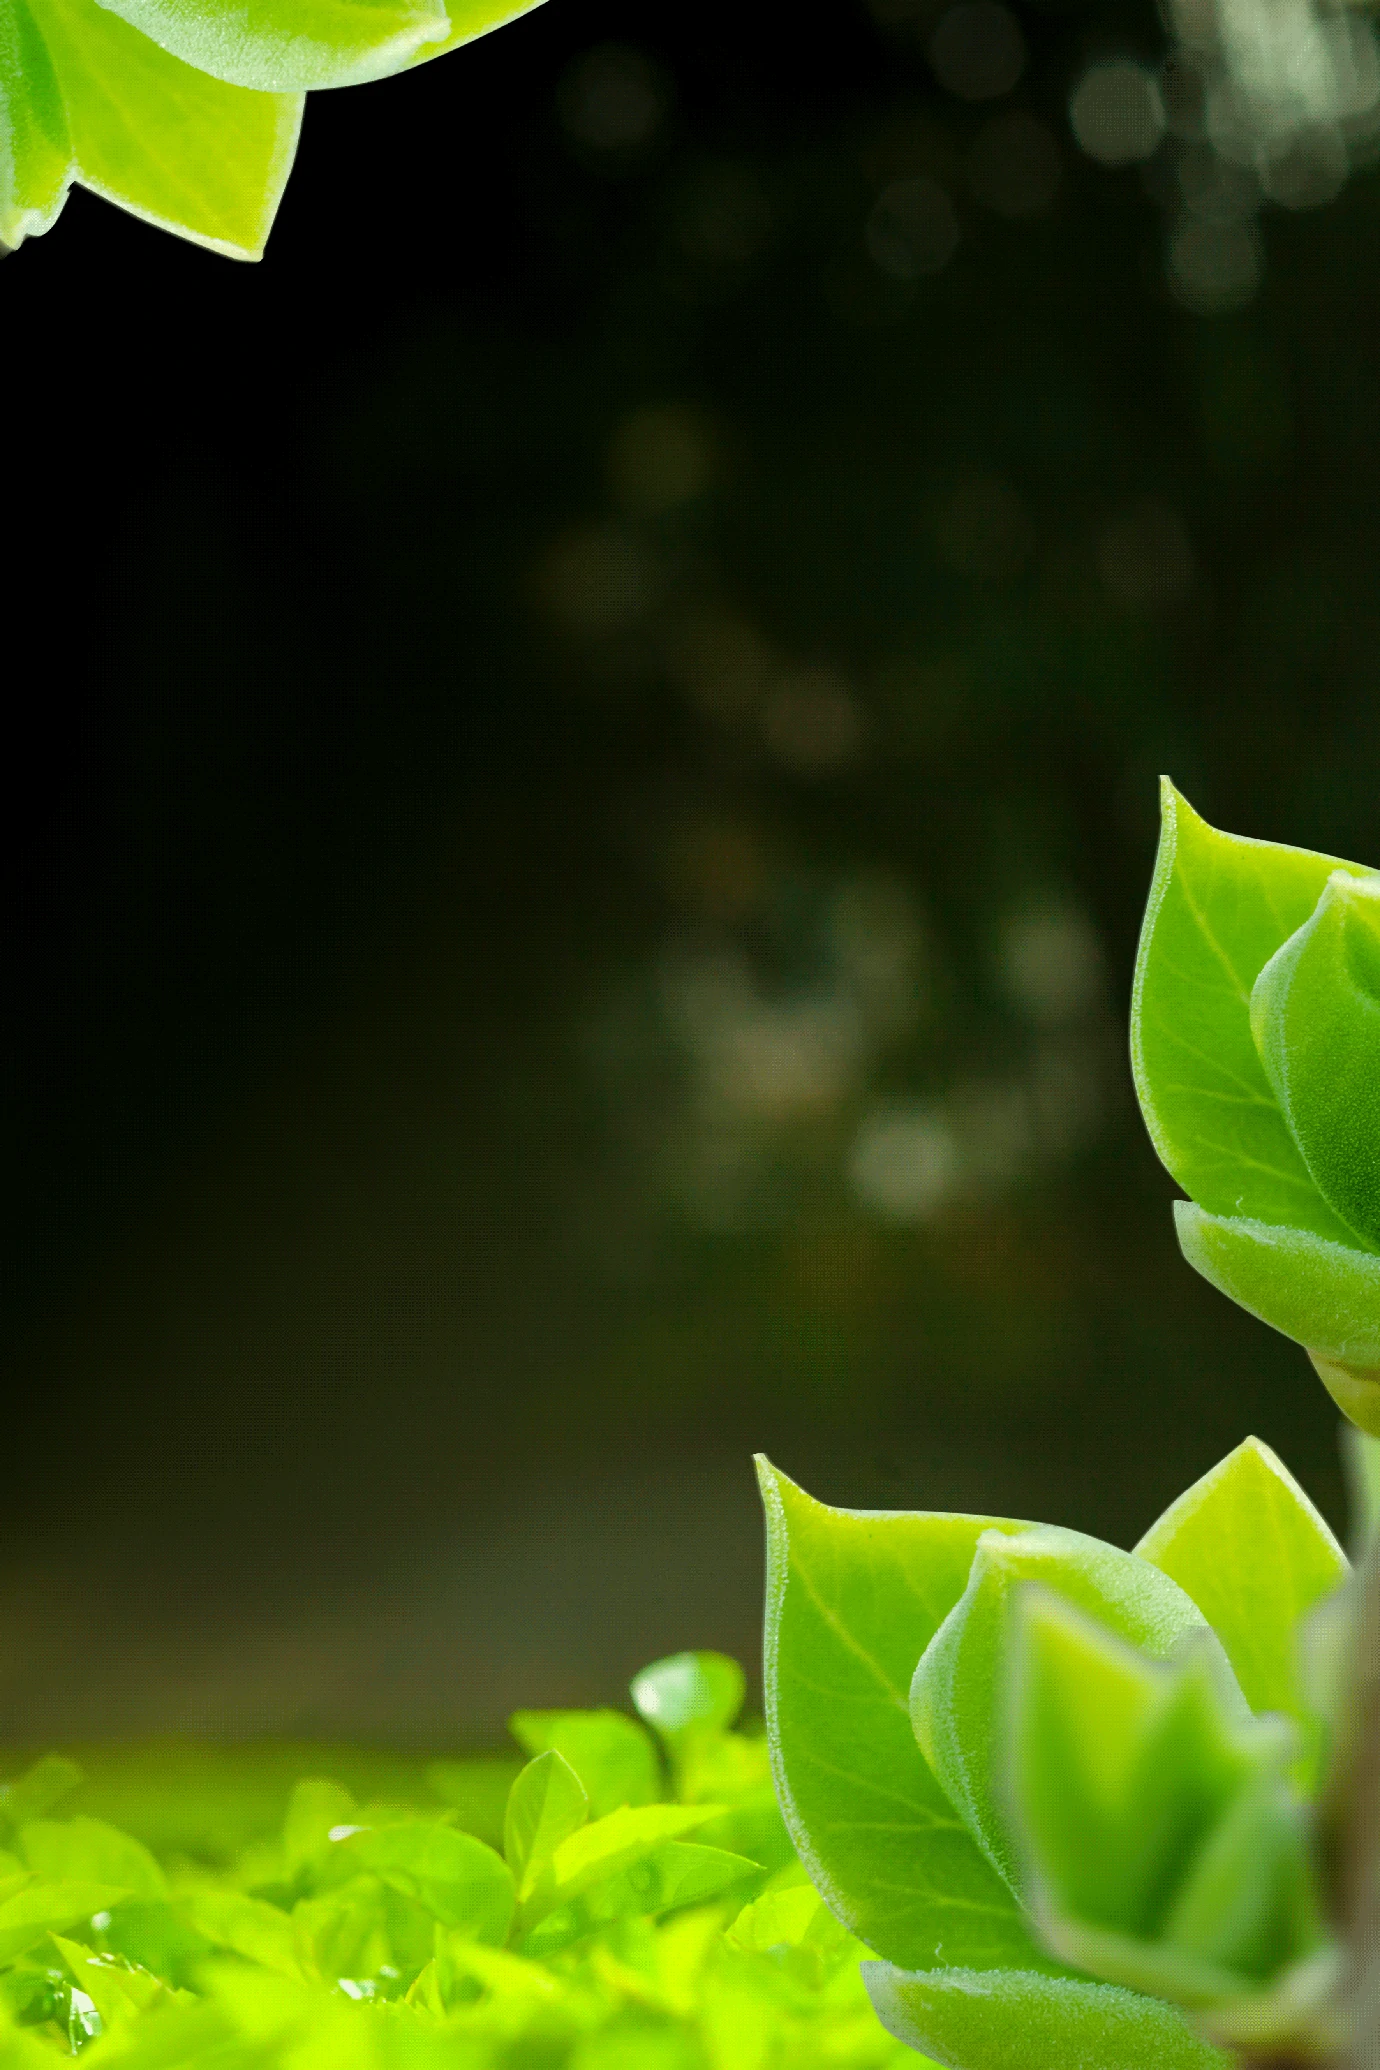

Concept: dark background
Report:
left=3, top=0, right=1376, bottom=1743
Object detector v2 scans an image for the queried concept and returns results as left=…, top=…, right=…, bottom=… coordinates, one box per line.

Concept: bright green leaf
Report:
left=864, top=1963, right=1232, bottom=2070
left=631, top=1654, right=745, bottom=1749
left=21, top=1819, right=166, bottom=1901
left=343, top=1822, right=514, bottom=1942
left=0, top=0, right=71, bottom=247
left=177, top=1883, right=303, bottom=1974
left=911, top=1522, right=1237, bottom=1891
left=1135, top=1437, right=1347, bottom=1728
left=503, top=1751, right=588, bottom=1900
left=509, top=1709, right=661, bottom=1819
left=516, top=1803, right=720, bottom=1936
left=757, top=1456, right=1067, bottom=1974
left=27, top=0, right=301, bottom=258
left=520, top=1840, right=759, bottom=1957
left=1344, top=1423, right=1380, bottom=1548
left=50, top=1934, right=171, bottom=2026
left=1252, top=871, right=1380, bottom=1250
left=1131, top=781, right=1365, bottom=1240
left=282, top=1780, right=357, bottom=1882
left=0, top=1880, right=129, bottom=1963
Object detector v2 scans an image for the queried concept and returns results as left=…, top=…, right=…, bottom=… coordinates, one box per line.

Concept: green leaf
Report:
left=509, top=1709, right=661, bottom=1819
left=863, top=1964, right=1232, bottom=2070
left=1131, top=780, right=1364, bottom=1241
left=518, top=1839, right=759, bottom=1957
left=503, top=1751, right=588, bottom=1900
left=21, top=1819, right=167, bottom=1900
left=515, top=1803, right=720, bottom=1936
left=178, top=1884, right=303, bottom=1974
left=910, top=1523, right=1237, bottom=1891
left=88, top=0, right=448, bottom=94
left=50, top=1934, right=172, bottom=2026
left=1135, top=1437, right=1347, bottom=1730
left=631, top=1654, right=745, bottom=1751
left=342, top=1823, right=514, bottom=1942
left=1173, top=1206, right=1380, bottom=1426
left=0, top=0, right=71, bottom=247
left=397, top=0, right=537, bottom=68
left=1007, top=1587, right=1312, bottom=2005
left=1344, top=1423, right=1380, bottom=1549
left=0, top=1879, right=130, bottom=1962
left=26, top=0, right=301, bottom=258
left=282, top=1779, right=357, bottom=1883
left=1252, top=871, right=1380, bottom=1250
left=757, top=1456, right=1066, bottom=1974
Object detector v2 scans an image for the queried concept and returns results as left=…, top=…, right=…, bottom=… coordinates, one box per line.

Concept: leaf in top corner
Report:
left=88, top=0, right=449, bottom=94
left=1135, top=1437, right=1347, bottom=1734
left=1131, top=781, right=1364, bottom=1239
left=27, top=0, right=301, bottom=258
left=756, top=1455, right=1062, bottom=1974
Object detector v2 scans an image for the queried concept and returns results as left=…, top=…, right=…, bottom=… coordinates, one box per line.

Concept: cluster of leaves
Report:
left=0, top=0, right=529, bottom=256
left=1134, top=780, right=1380, bottom=1434
left=759, top=1431, right=1375, bottom=2069
left=0, top=1652, right=919, bottom=2070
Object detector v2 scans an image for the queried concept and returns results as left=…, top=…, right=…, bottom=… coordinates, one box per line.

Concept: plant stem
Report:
left=1341, top=1537, right=1380, bottom=2070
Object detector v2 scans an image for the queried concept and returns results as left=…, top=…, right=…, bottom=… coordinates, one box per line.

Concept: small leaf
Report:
left=27, top=0, right=301, bottom=258
left=756, top=1456, right=1067, bottom=1975
left=516, top=1803, right=720, bottom=1935
left=0, top=1880, right=130, bottom=1962
left=0, top=0, right=71, bottom=247
left=864, top=1963, right=1232, bottom=2070
left=509, top=1709, right=660, bottom=1819
left=1131, top=781, right=1365, bottom=1241
left=1252, top=871, right=1380, bottom=1250
left=630, top=1654, right=745, bottom=1750
left=910, top=1523, right=1237, bottom=1891
left=343, top=1823, right=514, bottom=1942
left=1135, top=1437, right=1347, bottom=1730
left=519, top=1840, right=759, bottom=1957
left=21, top=1820, right=166, bottom=1901
left=178, top=1884, right=303, bottom=1974
left=1344, top=1423, right=1380, bottom=1549
left=1174, top=1205, right=1380, bottom=1418
left=282, top=1780, right=357, bottom=1882
left=503, top=1751, right=588, bottom=1899
left=49, top=1935, right=171, bottom=2026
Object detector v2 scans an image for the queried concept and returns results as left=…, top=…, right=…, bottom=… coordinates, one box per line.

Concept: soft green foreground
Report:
left=0, top=1655, right=917, bottom=2070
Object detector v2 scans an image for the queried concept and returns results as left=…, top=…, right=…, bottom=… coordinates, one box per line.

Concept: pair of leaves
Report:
left=1133, top=782, right=1380, bottom=1423
left=0, top=0, right=534, bottom=256
left=758, top=1433, right=1347, bottom=2070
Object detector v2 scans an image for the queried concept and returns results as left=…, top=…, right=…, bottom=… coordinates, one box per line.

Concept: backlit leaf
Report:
left=864, top=1963, right=1231, bottom=2070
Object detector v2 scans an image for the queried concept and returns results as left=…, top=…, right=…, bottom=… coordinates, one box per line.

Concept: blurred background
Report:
left=5, top=0, right=1380, bottom=1747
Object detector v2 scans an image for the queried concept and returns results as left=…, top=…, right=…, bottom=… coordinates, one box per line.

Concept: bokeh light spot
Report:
left=558, top=45, right=670, bottom=154
left=929, top=2, right=1027, bottom=101
left=1069, top=60, right=1166, bottom=164
left=608, top=406, right=715, bottom=514
left=1168, top=215, right=1261, bottom=311
left=1096, top=499, right=1194, bottom=609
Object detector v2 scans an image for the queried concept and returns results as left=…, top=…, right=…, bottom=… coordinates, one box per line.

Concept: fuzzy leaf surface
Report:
left=757, top=1456, right=1069, bottom=1974
left=0, top=0, right=71, bottom=247
left=1174, top=1205, right=1380, bottom=1394
left=864, top=1963, right=1231, bottom=2070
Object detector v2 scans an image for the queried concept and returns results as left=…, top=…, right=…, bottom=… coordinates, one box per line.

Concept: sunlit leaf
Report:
left=631, top=1654, right=745, bottom=1750
left=27, top=0, right=301, bottom=258
left=88, top=0, right=447, bottom=93
left=509, top=1710, right=661, bottom=1819
left=756, top=1456, right=1066, bottom=1973
left=342, top=1822, right=514, bottom=1942
left=22, top=1819, right=166, bottom=1901
left=503, top=1751, right=588, bottom=1900
left=282, top=1780, right=356, bottom=1883
left=1135, top=1437, right=1347, bottom=1731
